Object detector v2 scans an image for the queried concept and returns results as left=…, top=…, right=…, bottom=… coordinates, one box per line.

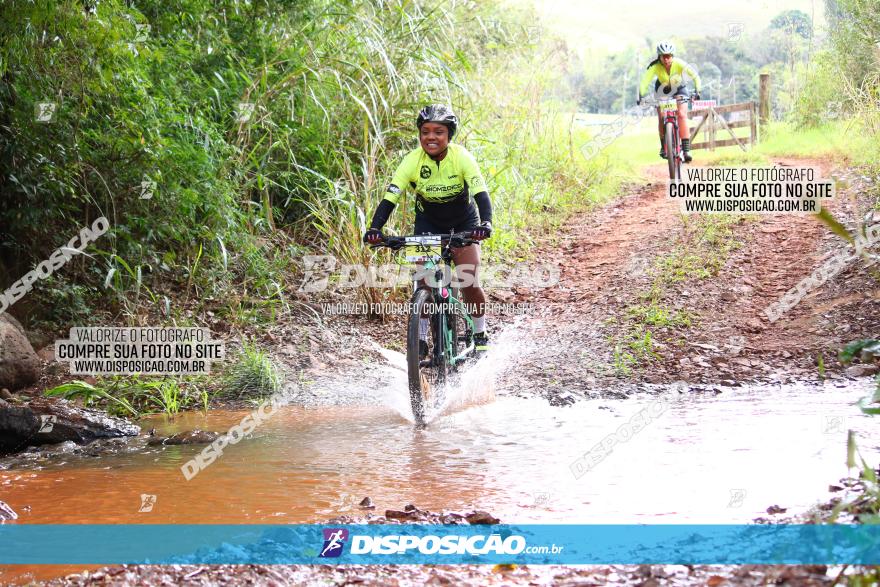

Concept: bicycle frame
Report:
left=411, top=237, right=475, bottom=368
left=379, top=233, right=478, bottom=369
left=642, top=94, right=692, bottom=180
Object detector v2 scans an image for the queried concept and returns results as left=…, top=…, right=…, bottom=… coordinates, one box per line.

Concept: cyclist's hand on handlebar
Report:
left=363, top=228, right=384, bottom=245
left=693, top=91, right=701, bottom=101
left=470, top=221, right=492, bottom=241
left=636, top=96, right=642, bottom=106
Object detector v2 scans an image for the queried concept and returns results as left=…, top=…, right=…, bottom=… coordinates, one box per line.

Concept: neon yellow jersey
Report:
left=383, top=143, right=488, bottom=226
left=639, top=57, right=702, bottom=97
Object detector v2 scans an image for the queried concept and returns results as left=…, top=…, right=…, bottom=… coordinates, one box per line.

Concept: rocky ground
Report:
left=40, top=560, right=852, bottom=586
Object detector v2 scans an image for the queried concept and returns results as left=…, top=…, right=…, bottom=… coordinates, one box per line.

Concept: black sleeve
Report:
left=473, top=191, right=492, bottom=224
left=369, top=199, right=396, bottom=230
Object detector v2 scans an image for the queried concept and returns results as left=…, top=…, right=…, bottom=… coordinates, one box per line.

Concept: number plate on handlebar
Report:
left=403, top=236, right=442, bottom=263
left=658, top=100, right=678, bottom=113
left=404, top=236, right=442, bottom=246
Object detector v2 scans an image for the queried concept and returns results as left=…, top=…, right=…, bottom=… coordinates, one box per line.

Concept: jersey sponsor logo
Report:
left=448, top=174, right=458, bottom=179
left=387, top=184, right=401, bottom=195
left=470, top=175, right=482, bottom=186
left=424, top=183, right=463, bottom=193
left=420, top=165, right=432, bottom=179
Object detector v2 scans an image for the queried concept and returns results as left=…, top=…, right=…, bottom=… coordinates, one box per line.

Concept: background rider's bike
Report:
left=642, top=95, right=693, bottom=181
left=371, top=231, right=479, bottom=427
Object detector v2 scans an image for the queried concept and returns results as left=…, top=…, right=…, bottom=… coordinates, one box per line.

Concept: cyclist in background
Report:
left=637, top=41, right=702, bottom=162
left=364, top=104, right=493, bottom=358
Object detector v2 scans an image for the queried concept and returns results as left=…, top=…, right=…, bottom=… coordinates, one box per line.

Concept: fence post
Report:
left=749, top=101, right=758, bottom=145
left=709, top=109, right=716, bottom=151
left=759, top=73, right=770, bottom=137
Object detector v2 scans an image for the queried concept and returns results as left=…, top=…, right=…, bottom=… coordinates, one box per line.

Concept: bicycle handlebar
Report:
left=639, top=94, right=694, bottom=107
left=369, top=231, right=479, bottom=251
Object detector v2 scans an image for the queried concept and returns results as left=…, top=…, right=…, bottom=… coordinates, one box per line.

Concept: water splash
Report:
left=371, top=321, right=531, bottom=425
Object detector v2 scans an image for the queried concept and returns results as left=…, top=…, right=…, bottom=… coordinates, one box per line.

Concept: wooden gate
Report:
left=688, top=101, right=758, bottom=152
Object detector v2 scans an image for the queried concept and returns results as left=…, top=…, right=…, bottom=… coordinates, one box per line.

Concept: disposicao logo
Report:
left=319, top=528, right=348, bottom=558
left=315, top=530, right=563, bottom=559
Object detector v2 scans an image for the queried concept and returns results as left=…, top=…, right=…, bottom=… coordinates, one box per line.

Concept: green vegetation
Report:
left=45, top=376, right=210, bottom=417
left=823, top=340, right=880, bottom=585
left=626, top=301, right=691, bottom=329
left=608, top=324, right=660, bottom=376
left=0, top=0, right=606, bottom=326
left=44, top=342, right=282, bottom=413
left=1, top=0, right=622, bottom=414
left=221, top=341, right=283, bottom=400
left=796, top=0, right=879, bottom=165
left=657, top=214, right=744, bottom=283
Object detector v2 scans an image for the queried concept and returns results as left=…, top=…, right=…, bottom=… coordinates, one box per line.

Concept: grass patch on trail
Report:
left=607, top=213, right=747, bottom=376
left=655, top=214, right=745, bottom=284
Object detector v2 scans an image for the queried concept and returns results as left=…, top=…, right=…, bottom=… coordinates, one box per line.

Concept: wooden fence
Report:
left=688, top=101, right=758, bottom=151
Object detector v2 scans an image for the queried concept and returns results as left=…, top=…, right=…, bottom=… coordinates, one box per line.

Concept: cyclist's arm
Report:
left=369, top=152, right=416, bottom=230
left=369, top=199, right=396, bottom=231
left=460, top=148, right=492, bottom=223
left=638, top=63, right=657, bottom=98
left=682, top=60, right=702, bottom=92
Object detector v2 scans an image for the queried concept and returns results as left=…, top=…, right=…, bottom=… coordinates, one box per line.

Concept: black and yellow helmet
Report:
left=416, top=104, right=458, bottom=138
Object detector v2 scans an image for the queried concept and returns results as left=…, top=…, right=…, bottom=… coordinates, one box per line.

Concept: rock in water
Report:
left=0, top=397, right=139, bottom=454
left=385, top=509, right=418, bottom=520
left=160, top=430, right=220, bottom=445
left=465, top=511, right=500, bottom=525
left=0, top=315, right=40, bottom=391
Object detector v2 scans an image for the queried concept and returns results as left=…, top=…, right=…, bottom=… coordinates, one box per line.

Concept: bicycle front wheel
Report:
left=665, top=121, right=680, bottom=180
left=407, top=288, right=445, bottom=426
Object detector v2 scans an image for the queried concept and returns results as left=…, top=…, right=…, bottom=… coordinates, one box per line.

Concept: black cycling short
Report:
left=414, top=210, right=479, bottom=237
left=653, top=81, right=690, bottom=99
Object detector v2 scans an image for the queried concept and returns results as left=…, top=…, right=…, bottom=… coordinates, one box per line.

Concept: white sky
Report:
left=531, top=0, right=826, bottom=54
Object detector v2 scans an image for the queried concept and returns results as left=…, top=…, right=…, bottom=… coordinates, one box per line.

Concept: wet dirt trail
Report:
left=4, top=158, right=879, bottom=586
left=501, top=157, right=878, bottom=397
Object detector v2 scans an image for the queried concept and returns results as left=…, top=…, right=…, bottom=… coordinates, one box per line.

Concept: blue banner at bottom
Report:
left=1, top=524, right=879, bottom=565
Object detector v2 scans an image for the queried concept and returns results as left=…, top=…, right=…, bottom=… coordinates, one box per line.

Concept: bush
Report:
left=221, top=341, right=282, bottom=400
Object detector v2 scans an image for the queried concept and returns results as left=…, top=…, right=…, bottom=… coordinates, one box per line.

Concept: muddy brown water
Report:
left=2, top=345, right=878, bottom=584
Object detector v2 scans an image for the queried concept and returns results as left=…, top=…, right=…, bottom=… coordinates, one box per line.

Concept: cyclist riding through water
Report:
left=363, top=104, right=493, bottom=358
left=637, top=41, right=702, bottom=162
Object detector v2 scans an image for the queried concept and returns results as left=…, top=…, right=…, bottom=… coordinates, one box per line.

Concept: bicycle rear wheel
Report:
left=407, top=288, right=445, bottom=426
left=665, top=121, right=680, bottom=180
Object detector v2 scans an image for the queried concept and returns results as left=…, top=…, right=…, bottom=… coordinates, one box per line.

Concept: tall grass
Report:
left=221, top=341, right=282, bottom=400
left=1, top=0, right=584, bottom=321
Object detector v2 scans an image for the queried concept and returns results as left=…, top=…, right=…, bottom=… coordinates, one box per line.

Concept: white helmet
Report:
left=656, top=41, right=675, bottom=56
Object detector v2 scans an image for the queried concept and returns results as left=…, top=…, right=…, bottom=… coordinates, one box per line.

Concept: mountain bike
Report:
left=643, top=94, right=693, bottom=180
left=371, top=231, right=478, bottom=427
